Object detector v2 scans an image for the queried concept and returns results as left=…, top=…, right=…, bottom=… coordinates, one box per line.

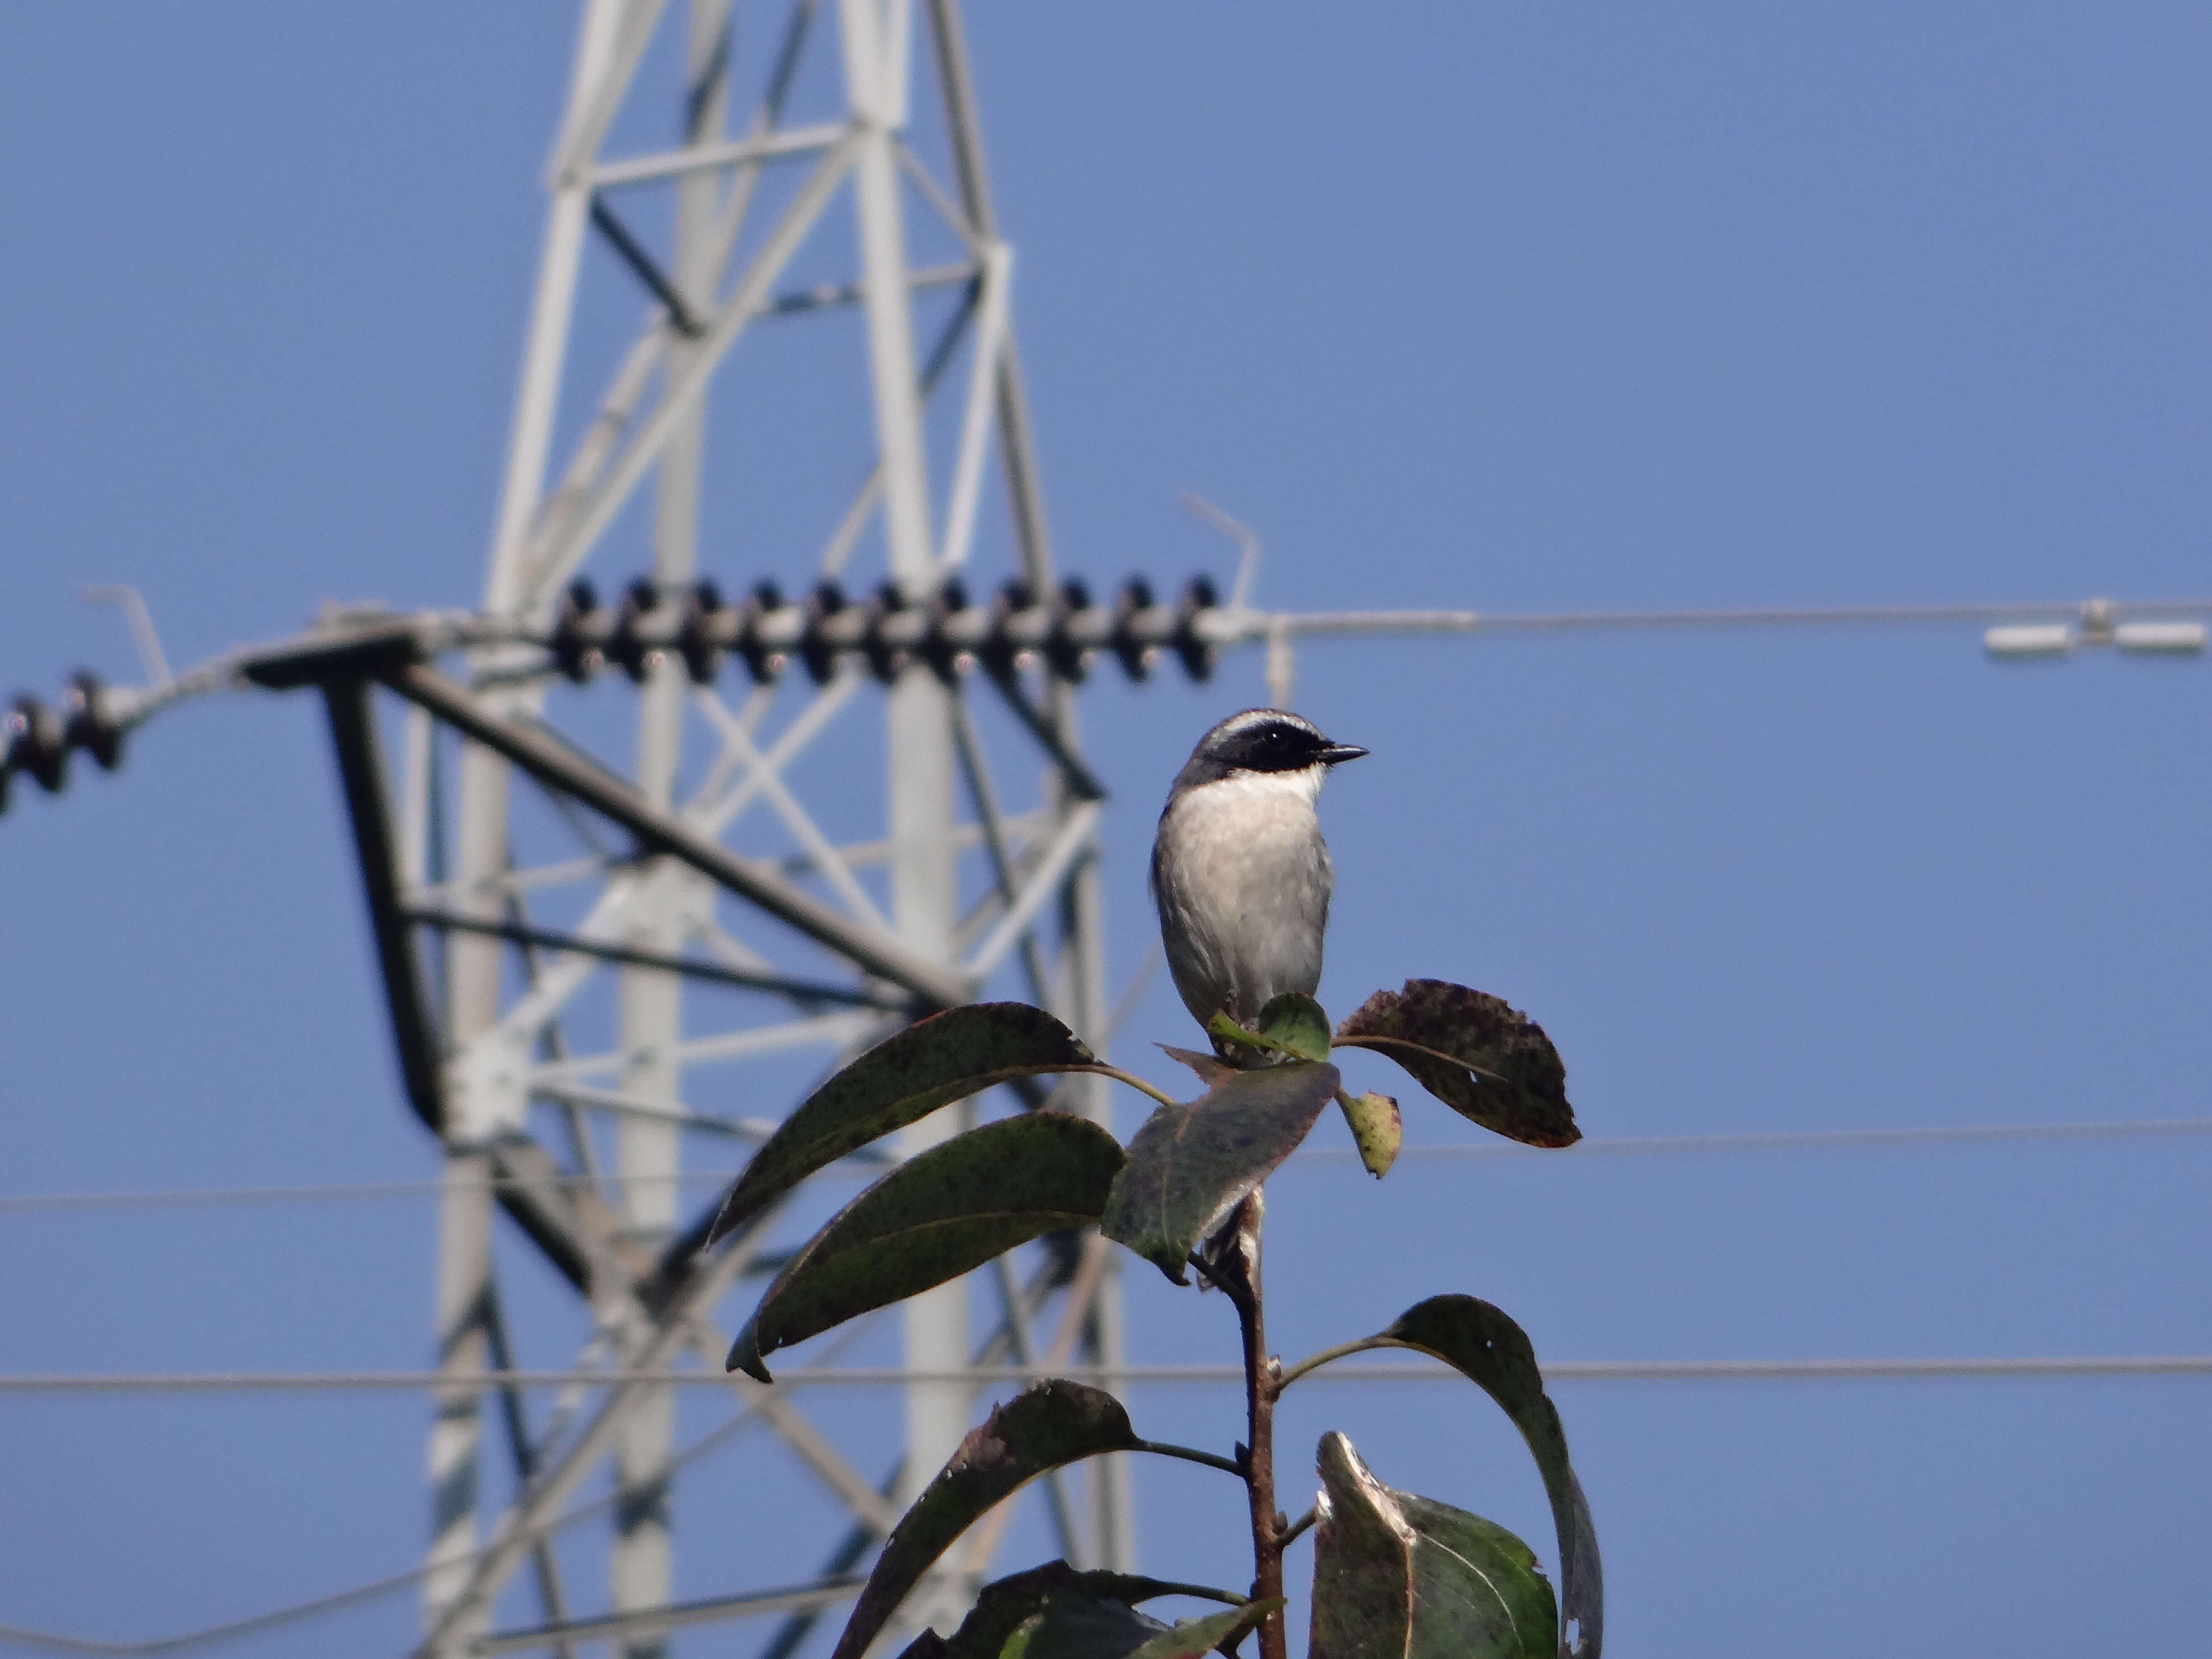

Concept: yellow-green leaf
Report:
left=1335, top=1089, right=1403, bottom=1178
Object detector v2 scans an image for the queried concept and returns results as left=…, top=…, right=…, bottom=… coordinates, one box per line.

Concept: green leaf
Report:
left=830, top=1382, right=1143, bottom=1659
left=1204, top=993, right=1331, bottom=1065
left=1332, top=980, right=1579, bottom=1148
left=709, top=1003, right=1104, bottom=1242
left=995, top=1602, right=1164, bottom=1659
left=1256, top=993, right=1332, bottom=1063
left=729, top=1113, right=1125, bottom=1382
left=909, top=1561, right=1248, bottom=1659
left=1205, top=1011, right=1275, bottom=1057
left=1309, top=1431, right=1420, bottom=1659
left=1100, top=1061, right=1342, bottom=1282
left=1398, top=1494, right=1556, bottom=1659
left=1123, top=1600, right=1283, bottom=1659
left=1380, top=1296, right=1603, bottom=1657
left=1335, top=1089, right=1403, bottom=1179
left=1309, top=1433, right=1555, bottom=1659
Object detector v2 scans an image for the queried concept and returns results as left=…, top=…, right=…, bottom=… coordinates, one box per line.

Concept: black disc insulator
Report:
left=607, top=577, right=660, bottom=683
left=799, top=581, right=845, bottom=684
left=919, top=578, right=968, bottom=684
left=551, top=578, right=602, bottom=683
left=976, top=579, right=1030, bottom=682
left=1044, top=577, right=1091, bottom=682
left=861, top=582, right=907, bottom=681
left=6, top=695, right=66, bottom=793
left=1112, top=576, right=1156, bottom=681
left=63, top=671, right=124, bottom=771
left=1173, top=574, right=1218, bottom=682
left=735, top=580, right=785, bottom=685
left=679, top=579, right=723, bottom=685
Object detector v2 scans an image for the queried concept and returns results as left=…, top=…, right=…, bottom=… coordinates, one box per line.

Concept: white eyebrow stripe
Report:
left=1214, top=708, right=1318, bottom=739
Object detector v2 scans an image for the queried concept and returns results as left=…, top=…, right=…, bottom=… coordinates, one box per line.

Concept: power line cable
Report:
left=0, top=1568, right=425, bottom=1656
left=0, top=1356, right=2198, bottom=1657
left=1303, top=1115, right=2212, bottom=1164
left=4, top=1114, right=2202, bottom=1212
left=0, top=1319, right=889, bottom=1655
left=0, top=1357, right=2204, bottom=1394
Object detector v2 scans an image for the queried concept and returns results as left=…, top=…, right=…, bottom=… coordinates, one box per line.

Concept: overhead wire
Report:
left=3, top=1113, right=2203, bottom=1212
left=0, top=1356, right=2205, bottom=1395
left=0, top=1317, right=892, bottom=1656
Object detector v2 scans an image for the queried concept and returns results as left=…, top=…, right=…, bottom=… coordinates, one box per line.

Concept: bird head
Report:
left=1169, top=708, right=1368, bottom=798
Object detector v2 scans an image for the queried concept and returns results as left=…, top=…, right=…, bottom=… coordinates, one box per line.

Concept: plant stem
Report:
left=1276, top=1334, right=1393, bottom=1392
left=1132, top=1438, right=1247, bottom=1479
left=1277, top=1505, right=1317, bottom=1549
left=1090, top=1063, right=1180, bottom=1108
left=1223, top=1192, right=1288, bottom=1659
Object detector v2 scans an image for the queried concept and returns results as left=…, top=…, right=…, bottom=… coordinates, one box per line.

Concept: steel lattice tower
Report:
left=396, top=1, right=1125, bottom=1650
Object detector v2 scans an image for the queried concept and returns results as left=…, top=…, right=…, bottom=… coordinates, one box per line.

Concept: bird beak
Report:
left=1318, top=743, right=1369, bottom=766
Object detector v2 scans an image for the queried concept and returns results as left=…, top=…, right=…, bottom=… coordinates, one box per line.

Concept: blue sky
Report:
left=1, top=5, right=2208, bottom=1656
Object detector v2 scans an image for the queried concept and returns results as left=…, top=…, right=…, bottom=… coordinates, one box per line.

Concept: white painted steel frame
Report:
left=418, top=3, right=1130, bottom=1655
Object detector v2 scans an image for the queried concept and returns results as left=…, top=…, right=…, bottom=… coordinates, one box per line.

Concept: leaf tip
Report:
left=707, top=1181, right=762, bottom=1247
left=726, top=1326, right=773, bottom=1384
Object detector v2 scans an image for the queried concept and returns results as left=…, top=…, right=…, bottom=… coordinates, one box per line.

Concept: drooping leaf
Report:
left=1309, top=1433, right=1554, bottom=1659
left=729, top=1113, right=1125, bottom=1381
left=1379, top=1297, right=1603, bottom=1657
left=1335, top=1090, right=1403, bottom=1179
left=910, top=1561, right=1249, bottom=1659
left=830, top=1382, right=1143, bottom=1659
left=1332, top=980, right=1578, bottom=1148
left=1157, top=1044, right=1236, bottom=1087
left=1100, top=1061, right=1342, bottom=1282
left=710, top=1004, right=1105, bottom=1242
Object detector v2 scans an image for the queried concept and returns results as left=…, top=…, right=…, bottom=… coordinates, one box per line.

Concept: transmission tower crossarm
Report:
left=376, top=661, right=974, bottom=1010
left=319, top=676, right=445, bottom=1134
left=402, top=907, right=906, bottom=1009
left=1213, top=595, right=2212, bottom=642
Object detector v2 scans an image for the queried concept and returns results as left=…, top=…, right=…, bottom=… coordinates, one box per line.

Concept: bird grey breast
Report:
left=1150, top=709, right=1368, bottom=1047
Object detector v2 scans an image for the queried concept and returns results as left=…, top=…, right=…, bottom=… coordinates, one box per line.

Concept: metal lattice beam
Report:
left=348, top=4, right=1143, bottom=1653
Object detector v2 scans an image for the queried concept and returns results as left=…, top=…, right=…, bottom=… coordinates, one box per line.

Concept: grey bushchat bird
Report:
left=1150, top=708, right=1368, bottom=1059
